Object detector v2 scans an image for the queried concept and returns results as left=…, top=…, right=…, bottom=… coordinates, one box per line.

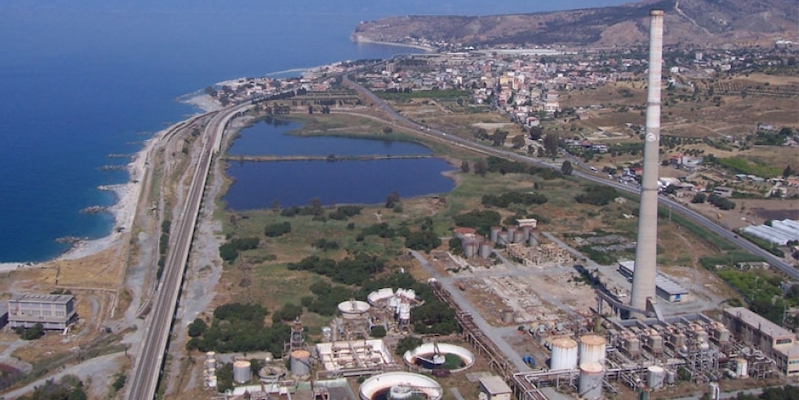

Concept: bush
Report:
left=575, top=185, right=618, bottom=206
left=404, top=231, right=442, bottom=253
left=264, top=221, right=292, bottom=237
left=371, top=326, right=387, bottom=338
left=15, top=323, right=44, bottom=340
left=188, top=318, right=208, bottom=337
left=452, top=210, right=501, bottom=236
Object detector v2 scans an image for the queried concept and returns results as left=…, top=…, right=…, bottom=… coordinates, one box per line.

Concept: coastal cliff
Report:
left=352, top=0, right=798, bottom=49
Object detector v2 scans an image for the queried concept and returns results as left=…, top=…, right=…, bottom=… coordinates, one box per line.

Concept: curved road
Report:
left=343, top=76, right=797, bottom=279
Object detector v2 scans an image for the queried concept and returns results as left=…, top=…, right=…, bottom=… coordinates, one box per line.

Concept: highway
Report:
left=125, top=102, right=251, bottom=400
left=344, top=76, right=798, bottom=280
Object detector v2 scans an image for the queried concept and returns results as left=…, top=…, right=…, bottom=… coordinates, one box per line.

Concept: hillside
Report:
left=352, top=0, right=799, bottom=49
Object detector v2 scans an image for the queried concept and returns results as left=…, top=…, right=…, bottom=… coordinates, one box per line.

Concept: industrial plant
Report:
left=199, top=10, right=795, bottom=400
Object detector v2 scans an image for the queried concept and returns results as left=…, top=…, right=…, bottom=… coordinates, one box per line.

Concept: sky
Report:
left=3, top=0, right=635, bottom=16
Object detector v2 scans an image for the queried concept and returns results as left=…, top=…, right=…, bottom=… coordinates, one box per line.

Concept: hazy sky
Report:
left=4, top=0, right=634, bottom=16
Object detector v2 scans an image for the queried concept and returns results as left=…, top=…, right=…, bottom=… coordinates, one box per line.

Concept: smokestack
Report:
left=630, top=9, right=664, bottom=314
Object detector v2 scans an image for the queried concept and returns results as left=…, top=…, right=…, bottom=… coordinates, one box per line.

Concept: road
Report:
left=344, top=76, right=797, bottom=280
left=124, top=103, right=251, bottom=400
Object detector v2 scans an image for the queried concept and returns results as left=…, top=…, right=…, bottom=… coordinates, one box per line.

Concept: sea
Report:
left=0, top=0, right=630, bottom=262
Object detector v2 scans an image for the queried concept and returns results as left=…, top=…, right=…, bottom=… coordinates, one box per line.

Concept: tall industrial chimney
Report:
left=630, top=10, right=664, bottom=314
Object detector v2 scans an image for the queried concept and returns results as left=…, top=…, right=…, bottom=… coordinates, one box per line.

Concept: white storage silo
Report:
left=490, top=226, right=502, bottom=243
left=291, top=349, right=312, bottom=377
left=506, top=226, right=517, bottom=242
left=578, top=363, right=604, bottom=400
left=398, top=302, right=411, bottom=325
left=512, top=230, right=525, bottom=244
left=578, top=335, right=606, bottom=366
left=479, top=242, right=493, bottom=258
left=233, top=360, right=252, bottom=384
left=648, top=365, right=665, bottom=390
left=550, top=337, right=578, bottom=370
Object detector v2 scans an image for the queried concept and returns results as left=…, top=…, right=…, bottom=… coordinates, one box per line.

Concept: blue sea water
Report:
left=0, top=0, right=630, bottom=262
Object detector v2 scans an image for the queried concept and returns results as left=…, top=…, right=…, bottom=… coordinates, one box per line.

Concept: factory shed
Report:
left=479, top=375, right=512, bottom=400
left=8, top=294, right=77, bottom=330
left=723, top=307, right=799, bottom=376
left=618, top=261, right=689, bottom=302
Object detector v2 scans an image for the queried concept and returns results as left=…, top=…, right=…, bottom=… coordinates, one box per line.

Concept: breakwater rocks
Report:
left=80, top=205, right=110, bottom=214
left=107, top=153, right=132, bottom=159
left=98, top=184, right=126, bottom=192
left=56, top=236, right=85, bottom=244
left=100, top=165, right=127, bottom=171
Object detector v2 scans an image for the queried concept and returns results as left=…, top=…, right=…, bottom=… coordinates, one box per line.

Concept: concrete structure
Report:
left=338, top=300, right=370, bottom=320
left=619, top=261, right=689, bottom=303
left=403, top=342, right=475, bottom=372
left=316, top=339, right=394, bottom=374
left=358, top=372, right=442, bottom=400
left=630, top=9, right=665, bottom=315
left=516, top=218, right=537, bottom=228
left=478, top=375, right=512, bottom=400
left=7, top=293, right=76, bottom=330
left=722, top=307, right=799, bottom=376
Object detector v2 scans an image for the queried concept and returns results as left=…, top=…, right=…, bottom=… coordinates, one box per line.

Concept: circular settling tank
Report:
left=403, top=343, right=475, bottom=372
left=359, top=372, right=443, bottom=400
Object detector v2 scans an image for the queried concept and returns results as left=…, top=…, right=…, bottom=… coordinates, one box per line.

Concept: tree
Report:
left=473, top=161, right=487, bottom=176
left=529, top=126, right=543, bottom=141
left=188, top=318, right=208, bottom=337
left=543, top=133, right=560, bottom=159
left=385, top=191, right=400, bottom=208
left=460, top=161, right=470, bottom=173
left=561, top=160, right=573, bottom=175
left=784, top=164, right=795, bottom=178
left=691, top=193, right=707, bottom=204
left=511, top=135, right=526, bottom=149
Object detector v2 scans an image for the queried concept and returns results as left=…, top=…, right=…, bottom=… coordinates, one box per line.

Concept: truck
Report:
left=522, top=355, right=536, bottom=367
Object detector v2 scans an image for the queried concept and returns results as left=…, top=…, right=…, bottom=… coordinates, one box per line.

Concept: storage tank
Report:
left=550, top=337, right=578, bottom=370
left=506, top=227, right=517, bottom=242
left=497, top=232, right=509, bottom=246
left=665, top=369, right=676, bottom=384
left=463, top=241, right=478, bottom=258
left=522, top=226, right=531, bottom=241
left=359, top=372, right=443, bottom=400
left=735, top=358, right=748, bottom=378
left=490, top=226, right=502, bottom=243
left=578, top=363, right=604, bottom=400
left=648, top=365, right=665, bottom=390
left=291, top=349, right=311, bottom=377
left=528, top=235, right=537, bottom=247
left=579, top=335, right=607, bottom=366
left=398, top=302, right=411, bottom=324
left=512, top=230, right=525, bottom=244
left=479, top=242, right=493, bottom=258
left=322, top=326, right=332, bottom=342
left=233, top=360, right=252, bottom=384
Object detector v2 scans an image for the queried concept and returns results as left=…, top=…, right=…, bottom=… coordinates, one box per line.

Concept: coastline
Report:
left=0, top=96, right=222, bottom=272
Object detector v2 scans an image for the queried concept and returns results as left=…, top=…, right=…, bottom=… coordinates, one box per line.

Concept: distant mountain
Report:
left=352, top=0, right=799, bottom=49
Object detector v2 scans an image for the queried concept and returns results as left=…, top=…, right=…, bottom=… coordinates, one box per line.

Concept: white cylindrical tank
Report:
left=206, top=351, right=216, bottom=361
left=502, top=308, right=515, bottom=324
left=291, top=349, right=311, bottom=377
left=205, top=358, right=216, bottom=370
left=322, top=326, right=332, bottom=342
left=233, top=360, right=252, bottom=384
left=522, top=226, right=531, bottom=241
left=550, top=337, right=578, bottom=370
left=398, top=302, right=411, bottom=323
left=490, top=226, right=502, bottom=243
left=579, top=335, right=606, bottom=366
left=666, top=369, right=676, bottom=384
left=735, top=358, right=748, bottom=378
left=648, top=365, right=665, bottom=390
left=513, top=230, right=525, bottom=244
left=479, top=242, right=492, bottom=258
left=578, top=363, right=604, bottom=400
